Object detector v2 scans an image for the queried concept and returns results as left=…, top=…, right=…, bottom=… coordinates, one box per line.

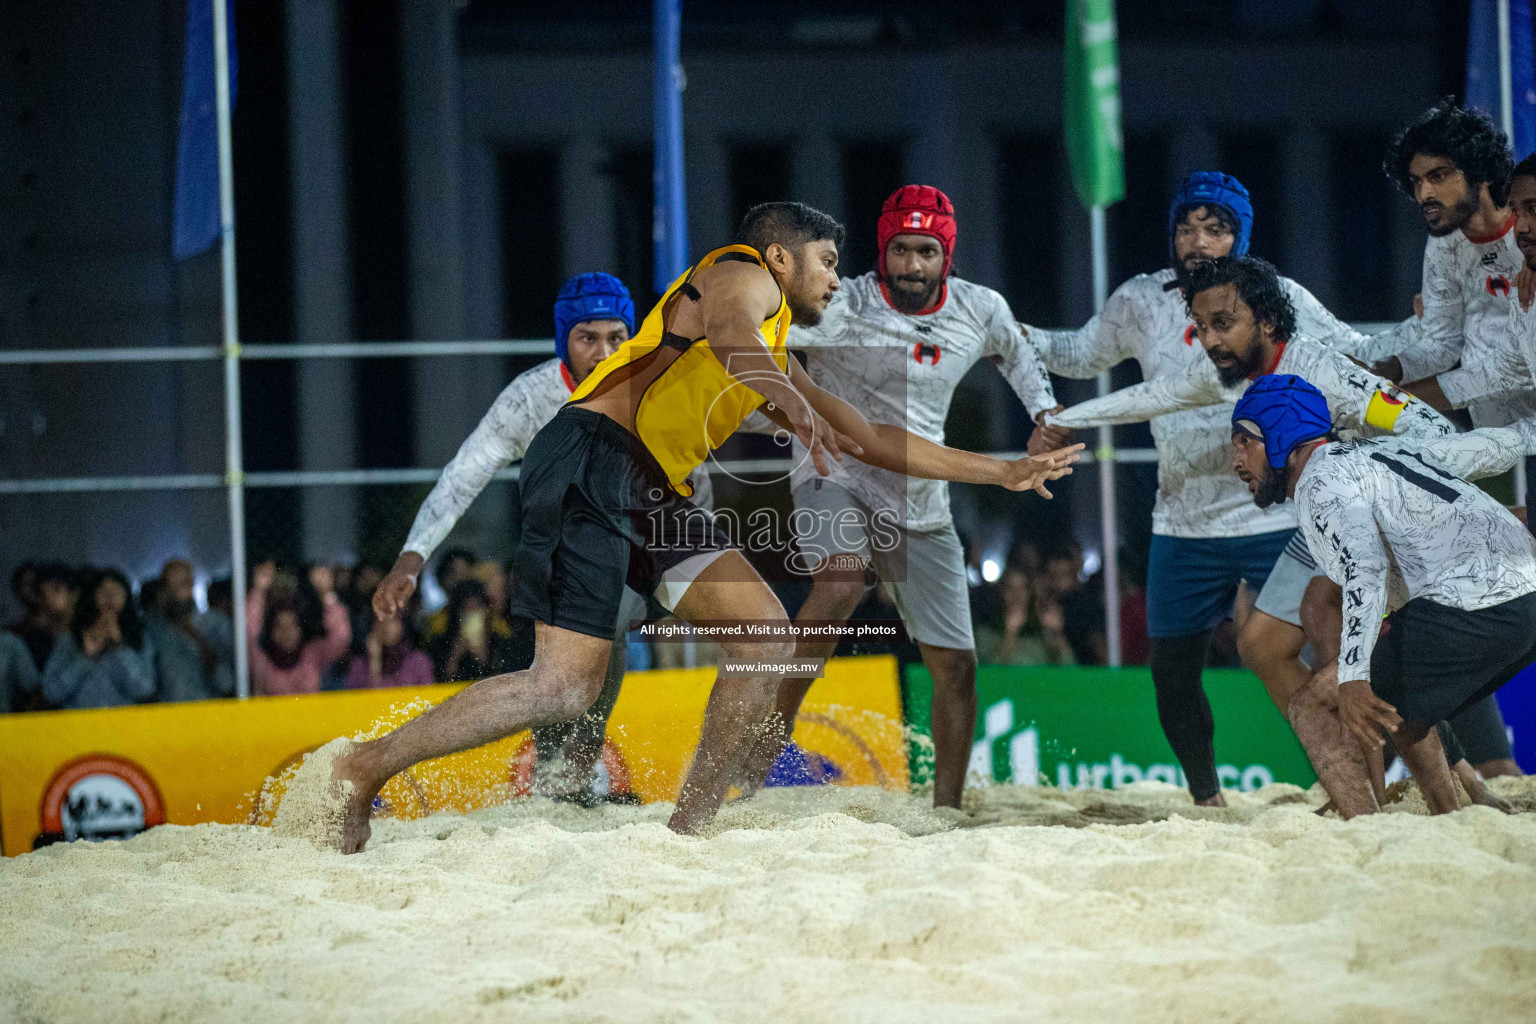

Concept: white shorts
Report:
left=1253, top=531, right=1324, bottom=628
left=792, top=479, right=974, bottom=650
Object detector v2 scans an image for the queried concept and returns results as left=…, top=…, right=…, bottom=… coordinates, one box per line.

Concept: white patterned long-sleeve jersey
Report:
left=401, top=357, right=713, bottom=560
left=1382, top=221, right=1536, bottom=427
left=1029, top=268, right=1415, bottom=539
left=785, top=272, right=1057, bottom=530
left=1295, top=428, right=1536, bottom=685
left=1047, top=330, right=1454, bottom=497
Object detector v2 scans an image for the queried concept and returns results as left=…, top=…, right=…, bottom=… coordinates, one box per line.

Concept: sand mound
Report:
left=269, top=737, right=355, bottom=849
left=4, top=781, right=1535, bottom=1023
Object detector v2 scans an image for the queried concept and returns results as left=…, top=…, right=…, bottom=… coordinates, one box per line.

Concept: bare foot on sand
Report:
left=271, top=738, right=371, bottom=852
left=331, top=748, right=381, bottom=854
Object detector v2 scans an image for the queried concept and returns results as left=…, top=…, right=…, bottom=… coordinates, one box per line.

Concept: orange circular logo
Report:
left=39, top=754, right=166, bottom=844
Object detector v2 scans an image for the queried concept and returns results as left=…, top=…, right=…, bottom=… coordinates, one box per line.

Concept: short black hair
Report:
left=1171, top=201, right=1241, bottom=238
left=1511, top=150, right=1536, bottom=188
left=1183, top=255, right=1296, bottom=341
left=1384, top=98, right=1514, bottom=207
left=735, top=201, right=845, bottom=257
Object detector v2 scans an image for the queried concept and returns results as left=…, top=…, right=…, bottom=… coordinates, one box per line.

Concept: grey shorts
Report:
left=1253, top=531, right=1324, bottom=628
left=792, top=479, right=974, bottom=650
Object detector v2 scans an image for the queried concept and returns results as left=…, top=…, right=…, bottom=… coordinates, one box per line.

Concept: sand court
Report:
left=3, top=779, right=1535, bottom=1024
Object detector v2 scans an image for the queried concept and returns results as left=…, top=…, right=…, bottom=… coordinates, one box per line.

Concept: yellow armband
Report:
left=1364, top=383, right=1412, bottom=430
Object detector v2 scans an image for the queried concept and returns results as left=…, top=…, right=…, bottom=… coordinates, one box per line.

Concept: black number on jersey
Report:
left=1368, top=450, right=1465, bottom=504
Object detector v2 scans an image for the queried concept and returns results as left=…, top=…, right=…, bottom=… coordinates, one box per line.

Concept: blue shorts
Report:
left=1146, top=530, right=1296, bottom=639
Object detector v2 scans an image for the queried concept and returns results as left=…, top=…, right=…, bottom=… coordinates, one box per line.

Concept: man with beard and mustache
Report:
left=733, top=185, right=1067, bottom=809
left=1229, top=374, right=1536, bottom=815
left=1350, top=100, right=1536, bottom=439
left=143, top=558, right=234, bottom=702
left=1047, top=255, right=1453, bottom=802
left=307, top=202, right=1081, bottom=852
left=1026, top=173, right=1416, bottom=807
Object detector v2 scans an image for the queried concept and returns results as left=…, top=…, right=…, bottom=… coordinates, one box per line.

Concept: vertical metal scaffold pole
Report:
left=1090, top=205, right=1122, bottom=666
left=213, top=0, right=250, bottom=698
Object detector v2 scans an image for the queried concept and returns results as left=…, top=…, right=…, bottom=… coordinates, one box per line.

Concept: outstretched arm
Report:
left=1026, top=285, right=1142, bottom=379
left=776, top=358, right=1082, bottom=496
left=1047, top=360, right=1222, bottom=429
left=377, top=381, right=532, bottom=616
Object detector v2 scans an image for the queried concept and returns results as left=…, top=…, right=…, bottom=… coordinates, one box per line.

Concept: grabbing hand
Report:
left=1027, top=407, right=1072, bottom=456
left=1370, top=356, right=1404, bottom=384
left=1337, top=677, right=1401, bottom=751
left=1000, top=442, right=1084, bottom=498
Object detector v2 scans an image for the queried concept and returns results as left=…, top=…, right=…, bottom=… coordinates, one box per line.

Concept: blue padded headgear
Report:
left=554, top=272, right=635, bottom=370
left=1232, top=374, right=1333, bottom=469
left=1169, top=172, right=1253, bottom=259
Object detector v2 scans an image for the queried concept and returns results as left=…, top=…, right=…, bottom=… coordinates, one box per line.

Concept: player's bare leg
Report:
left=918, top=642, right=978, bottom=807
left=329, top=622, right=612, bottom=852
left=1394, top=722, right=1462, bottom=814
left=1294, top=576, right=1389, bottom=813
left=738, top=565, right=864, bottom=793
left=668, top=550, right=797, bottom=835
left=1286, top=661, right=1378, bottom=818
left=1236, top=609, right=1310, bottom=715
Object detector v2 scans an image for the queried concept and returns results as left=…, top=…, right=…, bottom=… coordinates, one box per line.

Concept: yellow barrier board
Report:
left=0, top=655, right=906, bottom=856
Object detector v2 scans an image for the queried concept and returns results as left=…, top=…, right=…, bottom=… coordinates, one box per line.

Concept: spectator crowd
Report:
left=2, top=537, right=1165, bottom=715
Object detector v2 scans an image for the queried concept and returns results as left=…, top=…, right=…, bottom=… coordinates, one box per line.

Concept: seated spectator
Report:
left=346, top=610, right=434, bottom=689
left=421, top=547, right=479, bottom=643
left=247, top=561, right=351, bottom=696
left=427, top=579, right=513, bottom=682
left=1, top=627, right=41, bottom=713
left=10, top=561, right=77, bottom=675
left=143, top=559, right=234, bottom=703
left=43, top=568, right=155, bottom=709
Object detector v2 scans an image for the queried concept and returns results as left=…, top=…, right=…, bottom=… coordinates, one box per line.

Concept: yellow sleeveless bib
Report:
left=568, top=245, right=791, bottom=496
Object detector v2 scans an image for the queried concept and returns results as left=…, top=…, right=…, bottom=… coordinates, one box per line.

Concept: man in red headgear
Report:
left=738, top=185, right=1072, bottom=809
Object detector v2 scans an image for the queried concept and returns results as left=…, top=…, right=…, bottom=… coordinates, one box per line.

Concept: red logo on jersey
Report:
left=1487, top=274, right=1511, bottom=297
left=1183, top=324, right=1198, bottom=346
left=904, top=212, right=931, bottom=229
left=914, top=342, right=941, bottom=365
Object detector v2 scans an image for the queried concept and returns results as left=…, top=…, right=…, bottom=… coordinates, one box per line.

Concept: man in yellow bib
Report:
left=314, top=202, right=1080, bottom=848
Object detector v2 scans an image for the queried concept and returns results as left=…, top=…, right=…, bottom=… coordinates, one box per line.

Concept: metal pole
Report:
left=653, top=0, right=687, bottom=293
left=213, top=0, right=250, bottom=698
left=1090, top=204, right=1122, bottom=667
left=1499, top=1, right=1529, bottom=506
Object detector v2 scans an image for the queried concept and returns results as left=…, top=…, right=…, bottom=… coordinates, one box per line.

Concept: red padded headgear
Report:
left=877, top=185, right=957, bottom=280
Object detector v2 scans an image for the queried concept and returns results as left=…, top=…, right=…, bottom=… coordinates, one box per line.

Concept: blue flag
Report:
left=1466, top=0, right=1535, bottom=158
left=173, top=0, right=238, bottom=261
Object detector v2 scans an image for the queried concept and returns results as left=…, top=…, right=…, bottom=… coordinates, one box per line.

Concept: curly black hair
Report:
left=1384, top=98, right=1514, bottom=207
left=1183, top=255, right=1296, bottom=341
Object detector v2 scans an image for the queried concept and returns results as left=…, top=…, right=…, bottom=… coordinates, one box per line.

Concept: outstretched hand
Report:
left=1337, top=677, right=1401, bottom=751
left=1000, top=442, right=1084, bottom=497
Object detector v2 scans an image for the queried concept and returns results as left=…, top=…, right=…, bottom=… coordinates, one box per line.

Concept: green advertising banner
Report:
left=904, top=665, right=1317, bottom=792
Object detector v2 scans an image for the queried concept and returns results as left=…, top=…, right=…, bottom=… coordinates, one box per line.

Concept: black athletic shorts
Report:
left=510, top=406, right=732, bottom=640
left=1446, top=694, right=1514, bottom=764
left=1369, top=591, right=1536, bottom=730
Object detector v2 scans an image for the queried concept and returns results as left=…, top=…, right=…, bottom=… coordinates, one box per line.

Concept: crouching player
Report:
left=1229, top=374, right=1536, bottom=814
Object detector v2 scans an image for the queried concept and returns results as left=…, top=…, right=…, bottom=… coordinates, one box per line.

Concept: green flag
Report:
left=1064, top=0, right=1125, bottom=208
